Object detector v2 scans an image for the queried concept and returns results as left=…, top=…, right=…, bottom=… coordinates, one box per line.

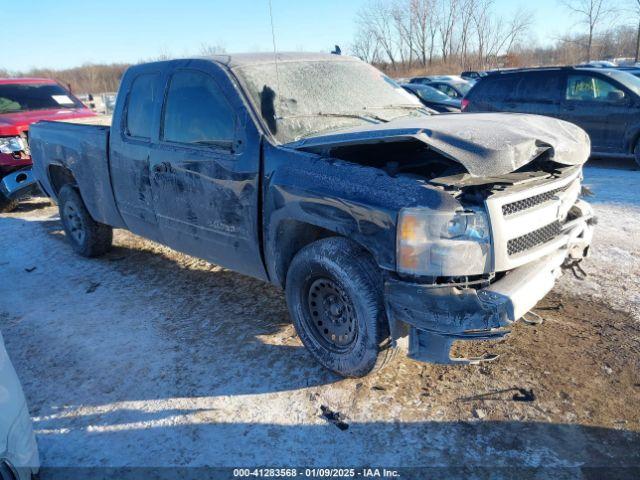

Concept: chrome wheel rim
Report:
left=63, top=202, right=85, bottom=244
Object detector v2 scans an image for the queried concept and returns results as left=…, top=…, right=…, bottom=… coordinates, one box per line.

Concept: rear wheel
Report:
left=285, top=237, right=394, bottom=377
left=58, top=184, right=113, bottom=257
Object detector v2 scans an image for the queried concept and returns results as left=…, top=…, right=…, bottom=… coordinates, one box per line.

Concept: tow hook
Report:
left=562, top=258, right=588, bottom=280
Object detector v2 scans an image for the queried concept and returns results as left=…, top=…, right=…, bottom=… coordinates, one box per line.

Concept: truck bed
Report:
left=30, top=118, right=125, bottom=228
left=57, top=114, right=112, bottom=126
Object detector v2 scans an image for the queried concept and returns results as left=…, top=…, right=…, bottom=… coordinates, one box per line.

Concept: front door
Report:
left=560, top=73, right=631, bottom=153
left=148, top=67, right=267, bottom=280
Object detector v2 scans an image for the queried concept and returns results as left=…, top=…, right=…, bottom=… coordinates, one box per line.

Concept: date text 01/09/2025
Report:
left=232, top=468, right=401, bottom=478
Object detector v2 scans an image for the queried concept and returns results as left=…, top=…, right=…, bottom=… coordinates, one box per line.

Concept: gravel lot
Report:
left=1, top=160, right=639, bottom=478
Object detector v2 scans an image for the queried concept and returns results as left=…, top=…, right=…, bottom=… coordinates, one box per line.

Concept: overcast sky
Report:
left=0, top=0, right=623, bottom=71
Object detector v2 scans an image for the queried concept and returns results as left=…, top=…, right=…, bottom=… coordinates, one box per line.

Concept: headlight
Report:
left=0, top=136, right=28, bottom=155
left=397, top=207, right=492, bottom=277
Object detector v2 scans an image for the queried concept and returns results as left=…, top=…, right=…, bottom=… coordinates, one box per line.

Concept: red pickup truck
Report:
left=0, top=77, right=95, bottom=211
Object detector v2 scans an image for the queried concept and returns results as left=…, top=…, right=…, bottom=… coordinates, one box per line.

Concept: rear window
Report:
left=125, top=73, right=160, bottom=139
left=0, top=83, right=84, bottom=114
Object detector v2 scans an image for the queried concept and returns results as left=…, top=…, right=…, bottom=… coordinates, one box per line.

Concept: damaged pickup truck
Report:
left=30, top=53, right=595, bottom=377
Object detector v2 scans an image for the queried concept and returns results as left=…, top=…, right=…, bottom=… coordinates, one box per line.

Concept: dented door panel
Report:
left=148, top=61, right=268, bottom=280
left=149, top=143, right=266, bottom=280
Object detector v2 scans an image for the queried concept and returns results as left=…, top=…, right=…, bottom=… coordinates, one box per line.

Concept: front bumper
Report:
left=384, top=200, right=595, bottom=364
left=0, top=168, right=38, bottom=201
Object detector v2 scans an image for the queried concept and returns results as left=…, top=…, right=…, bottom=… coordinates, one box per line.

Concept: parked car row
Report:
left=0, top=78, right=95, bottom=212
left=403, top=64, right=640, bottom=167
left=400, top=84, right=461, bottom=112
left=462, top=67, right=640, bottom=166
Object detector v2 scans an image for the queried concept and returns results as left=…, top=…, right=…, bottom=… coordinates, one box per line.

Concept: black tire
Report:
left=285, top=237, right=395, bottom=377
left=58, top=184, right=113, bottom=257
left=0, top=192, right=18, bottom=213
left=0, top=460, right=17, bottom=480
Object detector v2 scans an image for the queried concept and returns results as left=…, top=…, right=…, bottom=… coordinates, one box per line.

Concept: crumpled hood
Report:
left=290, top=113, right=591, bottom=177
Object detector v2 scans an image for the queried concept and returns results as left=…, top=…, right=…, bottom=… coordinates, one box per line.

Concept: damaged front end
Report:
left=288, top=109, right=595, bottom=365
left=385, top=165, right=595, bottom=364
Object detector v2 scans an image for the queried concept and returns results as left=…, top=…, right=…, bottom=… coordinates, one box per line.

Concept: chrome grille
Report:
left=502, top=186, right=566, bottom=216
left=507, top=221, right=562, bottom=256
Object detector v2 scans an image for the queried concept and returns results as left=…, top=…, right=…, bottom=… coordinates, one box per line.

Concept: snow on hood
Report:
left=290, top=113, right=591, bottom=177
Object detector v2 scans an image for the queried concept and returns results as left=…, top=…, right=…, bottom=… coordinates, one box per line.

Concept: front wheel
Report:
left=285, top=237, right=394, bottom=377
left=58, top=184, right=113, bottom=257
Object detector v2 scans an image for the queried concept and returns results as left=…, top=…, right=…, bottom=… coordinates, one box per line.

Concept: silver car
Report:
left=0, top=330, right=39, bottom=480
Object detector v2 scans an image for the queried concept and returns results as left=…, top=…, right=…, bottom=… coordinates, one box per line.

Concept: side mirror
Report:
left=607, top=90, right=626, bottom=103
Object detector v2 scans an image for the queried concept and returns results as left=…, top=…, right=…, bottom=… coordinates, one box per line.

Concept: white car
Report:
left=0, top=331, right=39, bottom=480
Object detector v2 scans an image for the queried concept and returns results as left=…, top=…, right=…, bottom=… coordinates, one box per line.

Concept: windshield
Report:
left=600, top=70, right=640, bottom=97
left=233, top=58, right=429, bottom=143
left=410, top=85, right=452, bottom=102
left=0, top=83, right=84, bottom=114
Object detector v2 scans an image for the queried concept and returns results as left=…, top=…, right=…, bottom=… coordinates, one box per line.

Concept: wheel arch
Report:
left=267, top=219, right=381, bottom=289
left=48, top=163, right=77, bottom=197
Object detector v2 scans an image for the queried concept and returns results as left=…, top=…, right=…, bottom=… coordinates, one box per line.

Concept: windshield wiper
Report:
left=366, top=104, right=431, bottom=112
left=277, top=111, right=389, bottom=123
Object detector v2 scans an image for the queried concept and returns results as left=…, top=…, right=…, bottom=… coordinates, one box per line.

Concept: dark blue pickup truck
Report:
left=30, top=53, right=595, bottom=377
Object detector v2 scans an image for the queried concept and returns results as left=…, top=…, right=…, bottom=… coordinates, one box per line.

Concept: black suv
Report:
left=463, top=67, right=640, bottom=166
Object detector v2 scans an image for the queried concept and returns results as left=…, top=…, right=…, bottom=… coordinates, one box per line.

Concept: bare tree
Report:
left=200, top=43, right=227, bottom=56
left=356, top=0, right=400, bottom=68
left=458, top=0, right=477, bottom=68
left=561, top=0, right=618, bottom=61
left=391, top=0, right=414, bottom=66
left=630, top=0, right=640, bottom=61
left=438, top=0, right=459, bottom=61
left=351, top=30, right=382, bottom=63
left=409, top=0, right=438, bottom=66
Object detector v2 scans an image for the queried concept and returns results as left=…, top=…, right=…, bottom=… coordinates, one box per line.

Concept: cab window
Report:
left=125, top=73, right=160, bottom=139
left=162, top=70, right=235, bottom=146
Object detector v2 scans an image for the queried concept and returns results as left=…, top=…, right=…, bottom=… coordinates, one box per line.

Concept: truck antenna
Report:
left=268, top=0, right=282, bottom=104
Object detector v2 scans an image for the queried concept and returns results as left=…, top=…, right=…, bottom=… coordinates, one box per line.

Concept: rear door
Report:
left=109, top=69, right=164, bottom=241
left=560, top=72, right=631, bottom=152
left=148, top=62, right=267, bottom=280
left=510, top=71, right=563, bottom=117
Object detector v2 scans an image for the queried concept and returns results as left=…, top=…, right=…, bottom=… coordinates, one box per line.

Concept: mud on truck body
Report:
left=29, top=53, right=595, bottom=377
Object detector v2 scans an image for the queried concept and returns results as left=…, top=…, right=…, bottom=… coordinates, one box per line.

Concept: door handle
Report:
left=153, top=162, right=172, bottom=174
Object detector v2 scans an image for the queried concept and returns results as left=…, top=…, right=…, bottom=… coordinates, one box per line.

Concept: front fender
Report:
left=623, top=122, right=640, bottom=153
left=262, top=143, right=458, bottom=285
